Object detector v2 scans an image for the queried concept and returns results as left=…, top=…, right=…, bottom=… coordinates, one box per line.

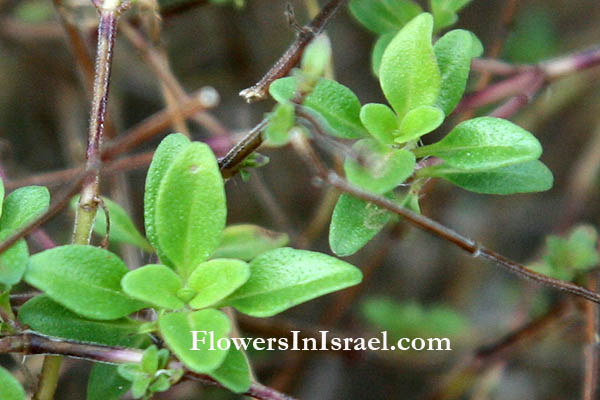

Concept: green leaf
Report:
left=212, top=224, right=289, bottom=261
left=379, top=13, right=441, bottom=120
left=504, top=7, right=558, bottom=63
left=371, top=32, right=396, bottom=77
left=0, top=185, right=50, bottom=286
left=433, top=30, right=477, bottom=115
left=19, top=295, right=144, bottom=346
left=269, top=77, right=368, bottom=139
left=361, top=297, right=467, bottom=339
left=144, top=133, right=191, bottom=267
left=87, top=364, right=131, bottom=400
left=159, top=309, right=231, bottom=373
left=156, top=142, right=226, bottom=278
left=141, top=345, right=159, bottom=373
left=301, top=34, right=332, bottom=79
left=131, top=376, right=152, bottom=399
left=0, top=186, right=49, bottom=232
left=546, top=225, right=599, bottom=272
left=349, top=0, right=422, bottom=34
left=430, top=0, right=472, bottom=31
left=264, top=103, right=295, bottom=147
left=92, top=197, right=152, bottom=252
left=0, top=177, right=4, bottom=219
left=414, top=117, right=543, bottom=170
left=421, top=160, right=553, bottom=194
left=329, top=194, right=392, bottom=257
left=24, top=245, right=148, bottom=320
left=530, top=225, right=600, bottom=281
left=0, top=366, right=25, bottom=400
left=121, top=264, right=184, bottom=310
left=0, top=235, right=28, bottom=287
left=360, top=103, right=398, bottom=145
left=395, top=105, right=445, bottom=142
left=344, top=140, right=416, bottom=194
left=223, top=247, right=362, bottom=317
left=188, top=259, right=250, bottom=309
left=208, top=347, right=251, bottom=393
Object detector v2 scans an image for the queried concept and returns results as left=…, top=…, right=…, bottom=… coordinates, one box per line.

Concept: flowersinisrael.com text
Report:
left=190, top=331, right=452, bottom=352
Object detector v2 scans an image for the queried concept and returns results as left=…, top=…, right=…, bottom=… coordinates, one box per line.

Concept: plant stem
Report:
left=291, top=116, right=600, bottom=305
left=583, top=274, right=599, bottom=400
left=0, top=332, right=297, bottom=400
left=239, top=0, right=348, bottom=102
left=72, top=6, right=120, bottom=244
left=33, top=357, right=62, bottom=400
left=35, top=3, right=128, bottom=399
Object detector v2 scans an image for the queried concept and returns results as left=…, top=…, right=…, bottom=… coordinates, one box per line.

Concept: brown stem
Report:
left=0, top=332, right=297, bottom=400
left=239, top=0, right=348, bottom=102
left=72, top=7, right=121, bottom=244
left=583, top=274, right=599, bottom=400
left=292, top=115, right=600, bottom=305
left=425, top=300, right=572, bottom=400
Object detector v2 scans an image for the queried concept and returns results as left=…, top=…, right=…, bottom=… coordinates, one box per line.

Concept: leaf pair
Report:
left=364, top=14, right=482, bottom=147
left=416, top=117, right=553, bottom=194
left=121, top=260, right=249, bottom=311
left=144, top=133, right=226, bottom=277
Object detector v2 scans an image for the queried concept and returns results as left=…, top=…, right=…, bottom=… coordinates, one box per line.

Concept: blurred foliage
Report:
left=360, top=297, right=468, bottom=340
left=530, top=225, right=599, bottom=281
left=504, top=6, right=559, bottom=63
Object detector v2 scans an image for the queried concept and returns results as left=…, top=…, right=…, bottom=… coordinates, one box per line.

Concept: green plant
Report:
left=1, top=0, right=600, bottom=399
left=0, top=133, right=362, bottom=398
left=267, top=11, right=552, bottom=257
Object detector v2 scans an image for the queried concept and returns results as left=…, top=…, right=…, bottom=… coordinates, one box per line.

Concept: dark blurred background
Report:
left=1, top=0, right=600, bottom=399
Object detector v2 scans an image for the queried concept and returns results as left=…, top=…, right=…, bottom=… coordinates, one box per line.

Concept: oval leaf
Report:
left=87, top=364, right=131, bottom=400
left=156, top=142, right=226, bottom=278
left=371, top=32, right=396, bottom=77
left=0, top=185, right=50, bottom=286
left=344, top=140, right=416, bottom=194
left=212, top=224, right=289, bottom=261
left=349, top=0, right=422, bottom=34
left=222, top=248, right=363, bottom=317
left=329, top=194, right=392, bottom=257
left=301, top=34, right=332, bottom=79
left=121, top=264, right=184, bottom=310
left=188, top=259, right=250, bottom=309
left=24, top=245, right=147, bottom=320
left=264, top=103, right=295, bottom=147
left=0, top=185, right=50, bottom=232
left=395, top=105, right=445, bottom=142
left=144, top=133, right=191, bottom=266
left=159, top=309, right=231, bottom=373
left=208, top=347, right=251, bottom=393
left=0, top=366, right=25, bottom=400
left=421, top=160, right=553, bottom=194
left=18, top=295, right=143, bottom=346
left=379, top=13, right=441, bottom=119
left=360, top=103, right=398, bottom=145
left=431, top=0, right=472, bottom=31
left=434, top=29, right=478, bottom=115
left=414, top=117, right=543, bottom=170
left=269, top=77, right=367, bottom=139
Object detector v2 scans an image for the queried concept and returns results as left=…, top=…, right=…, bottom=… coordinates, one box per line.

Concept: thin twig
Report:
left=0, top=332, right=297, bottom=400
left=583, top=274, right=599, bottom=400
left=292, top=114, right=600, bottom=305
left=457, top=45, right=600, bottom=115
left=425, top=300, right=572, bottom=400
left=239, top=0, right=348, bottom=102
